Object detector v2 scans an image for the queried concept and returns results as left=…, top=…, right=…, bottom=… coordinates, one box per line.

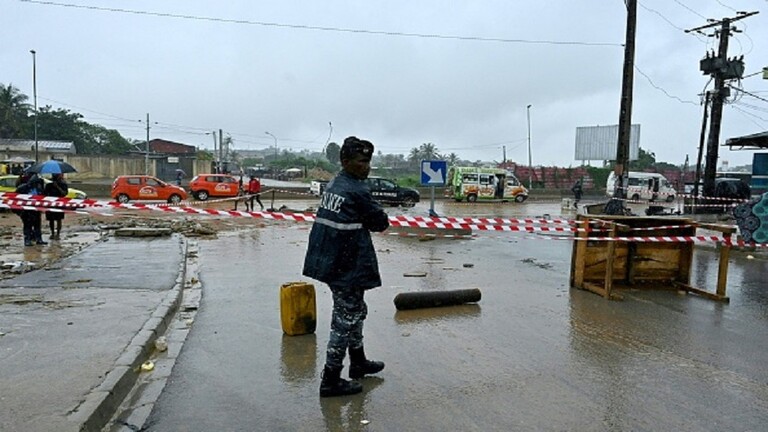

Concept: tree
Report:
left=325, top=142, right=340, bottom=165
left=81, top=123, right=135, bottom=154
left=35, top=106, right=91, bottom=151
left=629, top=147, right=656, bottom=170
left=0, top=83, right=31, bottom=138
left=419, top=142, right=440, bottom=160
left=406, top=142, right=442, bottom=170
left=197, top=149, right=214, bottom=160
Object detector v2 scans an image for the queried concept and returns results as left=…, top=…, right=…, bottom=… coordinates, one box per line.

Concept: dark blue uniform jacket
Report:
left=303, top=171, right=390, bottom=290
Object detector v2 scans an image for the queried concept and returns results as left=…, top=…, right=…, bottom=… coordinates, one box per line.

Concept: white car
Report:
left=309, top=180, right=328, bottom=196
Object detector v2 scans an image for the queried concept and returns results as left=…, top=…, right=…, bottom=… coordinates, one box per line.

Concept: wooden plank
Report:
left=673, top=281, right=730, bottom=302
left=571, top=216, right=589, bottom=288
left=582, top=281, right=607, bottom=297
left=717, top=235, right=731, bottom=298
left=582, top=246, right=628, bottom=281
left=604, top=223, right=617, bottom=298
left=583, top=282, right=623, bottom=300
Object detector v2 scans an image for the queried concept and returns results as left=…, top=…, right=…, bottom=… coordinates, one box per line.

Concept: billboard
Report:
left=574, top=124, right=640, bottom=161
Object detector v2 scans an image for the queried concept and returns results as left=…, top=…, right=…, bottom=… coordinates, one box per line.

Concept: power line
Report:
left=638, top=1, right=685, bottom=31
left=634, top=65, right=699, bottom=105
left=18, top=0, right=622, bottom=47
left=734, top=101, right=768, bottom=114
left=728, top=85, right=768, bottom=103
left=37, top=96, right=138, bottom=123
left=673, top=0, right=707, bottom=19
left=731, top=105, right=768, bottom=125
left=715, top=0, right=738, bottom=13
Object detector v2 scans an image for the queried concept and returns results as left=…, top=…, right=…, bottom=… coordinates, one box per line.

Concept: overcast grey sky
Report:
left=2, top=0, right=767, bottom=168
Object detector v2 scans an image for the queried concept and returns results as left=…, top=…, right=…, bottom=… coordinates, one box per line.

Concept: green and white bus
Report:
left=444, top=166, right=529, bottom=202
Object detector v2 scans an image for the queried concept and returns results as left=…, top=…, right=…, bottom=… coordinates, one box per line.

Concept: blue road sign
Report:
left=421, top=160, right=447, bottom=186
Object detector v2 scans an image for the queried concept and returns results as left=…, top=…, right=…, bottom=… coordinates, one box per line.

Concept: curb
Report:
left=69, top=235, right=189, bottom=432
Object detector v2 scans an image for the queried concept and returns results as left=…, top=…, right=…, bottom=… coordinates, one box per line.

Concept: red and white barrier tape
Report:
left=3, top=192, right=765, bottom=247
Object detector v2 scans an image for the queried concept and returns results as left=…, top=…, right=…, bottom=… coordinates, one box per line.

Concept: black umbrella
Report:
left=27, top=160, right=78, bottom=175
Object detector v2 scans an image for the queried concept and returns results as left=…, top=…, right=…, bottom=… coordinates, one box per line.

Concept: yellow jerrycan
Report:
left=280, top=282, right=317, bottom=336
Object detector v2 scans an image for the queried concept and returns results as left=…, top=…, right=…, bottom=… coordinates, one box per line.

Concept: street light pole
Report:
left=526, top=104, right=532, bottom=189
left=322, top=121, right=333, bottom=158
left=265, top=131, right=277, bottom=159
left=265, top=131, right=278, bottom=175
left=30, top=49, right=38, bottom=163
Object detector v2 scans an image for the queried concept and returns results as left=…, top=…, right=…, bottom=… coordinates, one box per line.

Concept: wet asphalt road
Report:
left=144, top=200, right=768, bottom=431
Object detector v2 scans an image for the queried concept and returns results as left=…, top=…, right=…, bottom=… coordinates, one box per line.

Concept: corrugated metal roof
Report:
left=0, top=139, right=75, bottom=153
left=725, top=131, right=768, bottom=149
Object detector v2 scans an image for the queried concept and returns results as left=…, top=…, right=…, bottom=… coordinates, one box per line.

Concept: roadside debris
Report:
left=154, top=336, right=168, bottom=352
left=140, top=361, right=155, bottom=372
left=394, top=288, right=482, bottom=310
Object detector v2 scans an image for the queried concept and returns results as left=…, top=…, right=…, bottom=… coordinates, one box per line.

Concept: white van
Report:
left=606, top=172, right=677, bottom=202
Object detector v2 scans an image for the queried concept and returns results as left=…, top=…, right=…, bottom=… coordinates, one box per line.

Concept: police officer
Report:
left=303, top=136, right=390, bottom=397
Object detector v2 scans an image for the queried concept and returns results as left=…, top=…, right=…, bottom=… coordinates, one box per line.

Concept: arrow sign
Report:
left=421, top=160, right=447, bottom=186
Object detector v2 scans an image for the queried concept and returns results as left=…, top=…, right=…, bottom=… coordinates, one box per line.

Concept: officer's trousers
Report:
left=325, top=286, right=367, bottom=369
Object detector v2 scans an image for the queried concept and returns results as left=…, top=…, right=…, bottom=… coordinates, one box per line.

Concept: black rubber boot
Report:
left=348, top=347, right=385, bottom=379
left=319, top=366, right=362, bottom=397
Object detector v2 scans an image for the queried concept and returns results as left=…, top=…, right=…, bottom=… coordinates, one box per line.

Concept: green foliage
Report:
left=394, top=175, right=421, bottom=187
left=408, top=143, right=441, bottom=169
left=197, top=149, right=215, bottom=160
left=81, top=123, right=134, bottom=154
left=629, top=147, right=657, bottom=170
left=325, top=142, right=340, bottom=165
left=0, top=83, right=134, bottom=155
left=585, top=166, right=612, bottom=190
left=0, top=83, right=31, bottom=138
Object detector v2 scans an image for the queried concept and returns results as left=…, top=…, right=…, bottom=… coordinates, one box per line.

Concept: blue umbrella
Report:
left=27, top=160, right=77, bottom=175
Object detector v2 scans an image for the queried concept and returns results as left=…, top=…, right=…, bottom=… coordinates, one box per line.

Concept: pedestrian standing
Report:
left=247, top=176, right=264, bottom=211
left=232, top=181, right=245, bottom=211
left=175, top=170, right=184, bottom=186
left=15, top=174, right=47, bottom=246
left=302, top=136, right=390, bottom=397
left=571, top=179, right=583, bottom=208
left=43, top=174, right=69, bottom=240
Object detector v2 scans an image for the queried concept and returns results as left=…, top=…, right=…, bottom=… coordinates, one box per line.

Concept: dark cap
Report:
left=340, top=136, right=374, bottom=160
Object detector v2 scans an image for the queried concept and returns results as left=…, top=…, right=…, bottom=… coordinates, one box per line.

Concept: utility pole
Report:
left=526, top=104, right=532, bottom=189
left=693, top=91, right=710, bottom=208
left=686, top=11, right=758, bottom=198
left=219, top=129, right=223, bottom=173
left=605, top=0, right=636, bottom=215
left=30, top=50, right=38, bottom=163
left=145, top=113, right=150, bottom=175
left=502, top=145, right=506, bottom=165
left=211, top=131, right=217, bottom=173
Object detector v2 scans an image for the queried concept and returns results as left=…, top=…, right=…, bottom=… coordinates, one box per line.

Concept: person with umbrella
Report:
left=26, top=159, right=78, bottom=176
left=175, top=169, right=186, bottom=186
left=43, top=174, right=69, bottom=240
left=15, top=174, right=47, bottom=246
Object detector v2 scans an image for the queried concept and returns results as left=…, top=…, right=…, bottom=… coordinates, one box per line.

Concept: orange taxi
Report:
left=111, top=175, right=188, bottom=204
left=188, top=173, right=240, bottom=200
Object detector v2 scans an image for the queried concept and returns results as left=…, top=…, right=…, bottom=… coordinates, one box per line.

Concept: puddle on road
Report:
left=0, top=231, right=103, bottom=280
left=394, top=303, right=482, bottom=324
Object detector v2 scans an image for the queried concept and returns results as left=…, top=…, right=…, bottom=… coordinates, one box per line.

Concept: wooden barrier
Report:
left=569, top=215, right=736, bottom=302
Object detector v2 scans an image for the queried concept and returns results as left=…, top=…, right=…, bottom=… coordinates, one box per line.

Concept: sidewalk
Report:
left=0, top=234, right=188, bottom=432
